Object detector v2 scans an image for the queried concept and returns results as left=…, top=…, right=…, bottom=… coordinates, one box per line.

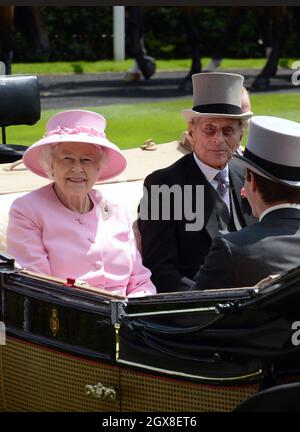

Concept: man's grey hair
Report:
left=189, top=116, right=247, bottom=132
left=40, top=143, right=104, bottom=180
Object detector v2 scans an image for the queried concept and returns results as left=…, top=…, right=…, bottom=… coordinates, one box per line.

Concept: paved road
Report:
left=38, top=68, right=299, bottom=111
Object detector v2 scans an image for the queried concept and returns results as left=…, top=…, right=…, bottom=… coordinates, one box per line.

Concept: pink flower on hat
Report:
left=44, top=126, right=106, bottom=138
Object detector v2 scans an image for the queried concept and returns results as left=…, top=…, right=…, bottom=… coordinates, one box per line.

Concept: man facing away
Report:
left=138, top=72, right=257, bottom=293
left=194, top=116, right=300, bottom=289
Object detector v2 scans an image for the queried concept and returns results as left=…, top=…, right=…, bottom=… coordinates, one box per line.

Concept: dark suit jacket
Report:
left=138, top=153, right=256, bottom=293
left=194, top=207, right=300, bottom=289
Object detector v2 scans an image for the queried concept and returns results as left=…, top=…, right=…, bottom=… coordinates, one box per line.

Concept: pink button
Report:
left=93, top=261, right=102, bottom=270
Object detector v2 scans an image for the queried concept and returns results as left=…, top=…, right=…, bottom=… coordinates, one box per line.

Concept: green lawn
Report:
left=11, top=58, right=297, bottom=75
left=5, top=92, right=300, bottom=150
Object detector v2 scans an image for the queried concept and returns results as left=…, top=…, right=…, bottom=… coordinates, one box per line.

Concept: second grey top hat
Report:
left=182, top=72, right=253, bottom=122
left=234, top=116, right=300, bottom=187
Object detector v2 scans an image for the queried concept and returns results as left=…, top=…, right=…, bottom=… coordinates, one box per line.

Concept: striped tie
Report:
left=214, top=170, right=229, bottom=199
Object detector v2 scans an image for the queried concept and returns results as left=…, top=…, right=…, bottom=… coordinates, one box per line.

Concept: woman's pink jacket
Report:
left=7, top=183, right=156, bottom=297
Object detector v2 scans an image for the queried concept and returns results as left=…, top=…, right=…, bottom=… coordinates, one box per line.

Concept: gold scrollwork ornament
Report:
left=49, top=307, right=60, bottom=337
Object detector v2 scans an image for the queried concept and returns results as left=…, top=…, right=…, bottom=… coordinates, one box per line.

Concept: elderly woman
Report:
left=7, top=109, right=156, bottom=297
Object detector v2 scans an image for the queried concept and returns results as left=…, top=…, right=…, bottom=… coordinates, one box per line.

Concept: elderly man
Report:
left=194, top=116, right=300, bottom=289
left=138, top=72, right=256, bottom=293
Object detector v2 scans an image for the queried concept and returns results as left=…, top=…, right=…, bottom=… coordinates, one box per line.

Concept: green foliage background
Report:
left=13, top=6, right=300, bottom=63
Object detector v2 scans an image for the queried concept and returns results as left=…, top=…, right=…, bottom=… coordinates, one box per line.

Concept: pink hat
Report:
left=23, top=110, right=127, bottom=181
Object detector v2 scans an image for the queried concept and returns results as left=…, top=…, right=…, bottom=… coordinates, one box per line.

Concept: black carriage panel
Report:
left=0, top=269, right=117, bottom=361
left=118, top=267, right=300, bottom=386
left=119, top=289, right=265, bottom=384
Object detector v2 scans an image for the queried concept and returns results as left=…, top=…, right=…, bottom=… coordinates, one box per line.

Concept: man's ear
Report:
left=187, top=123, right=195, bottom=152
left=187, top=122, right=194, bottom=139
left=238, top=123, right=246, bottom=143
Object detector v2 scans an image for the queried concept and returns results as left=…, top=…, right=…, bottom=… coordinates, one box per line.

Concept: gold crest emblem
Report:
left=49, top=307, right=60, bottom=337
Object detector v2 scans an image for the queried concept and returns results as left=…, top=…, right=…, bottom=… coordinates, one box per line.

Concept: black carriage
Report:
left=1, top=252, right=300, bottom=412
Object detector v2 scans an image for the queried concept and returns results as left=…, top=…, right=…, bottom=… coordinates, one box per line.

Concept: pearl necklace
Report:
left=53, top=185, right=93, bottom=214
left=62, top=195, right=92, bottom=214
left=85, top=195, right=93, bottom=213
left=81, top=195, right=93, bottom=214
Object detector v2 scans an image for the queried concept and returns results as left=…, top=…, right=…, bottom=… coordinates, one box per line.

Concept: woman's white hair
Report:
left=40, top=143, right=105, bottom=181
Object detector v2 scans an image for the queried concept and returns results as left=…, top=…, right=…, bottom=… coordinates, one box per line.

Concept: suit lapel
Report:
left=205, top=181, right=232, bottom=237
left=185, top=154, right=231, bottom=239
left=185, top=154, right=257, bottom=240
left=229, top=159, right=256, bottom=227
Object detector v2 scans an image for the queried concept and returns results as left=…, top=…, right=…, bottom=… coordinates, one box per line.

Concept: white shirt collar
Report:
left=193, top=152, right=229, bottom=183
left=259, top=203, right=300, bottom=222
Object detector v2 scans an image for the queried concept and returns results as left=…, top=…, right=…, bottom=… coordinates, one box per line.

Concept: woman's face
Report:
left=51, top=142, right=102, bottom=197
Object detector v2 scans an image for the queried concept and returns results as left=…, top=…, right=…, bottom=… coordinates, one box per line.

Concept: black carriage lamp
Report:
left=0, top=74, right=41, bottom=163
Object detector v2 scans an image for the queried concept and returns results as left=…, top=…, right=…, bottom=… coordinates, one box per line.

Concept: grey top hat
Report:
left=234, top=116, right=300, bottom=187
left=182, top=72, right=253, bottom=122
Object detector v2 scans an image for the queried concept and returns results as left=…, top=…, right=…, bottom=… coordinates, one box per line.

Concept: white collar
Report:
left=193, top=153, right=229, bottom=183
left=259, top=203, right=300, bottom=222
